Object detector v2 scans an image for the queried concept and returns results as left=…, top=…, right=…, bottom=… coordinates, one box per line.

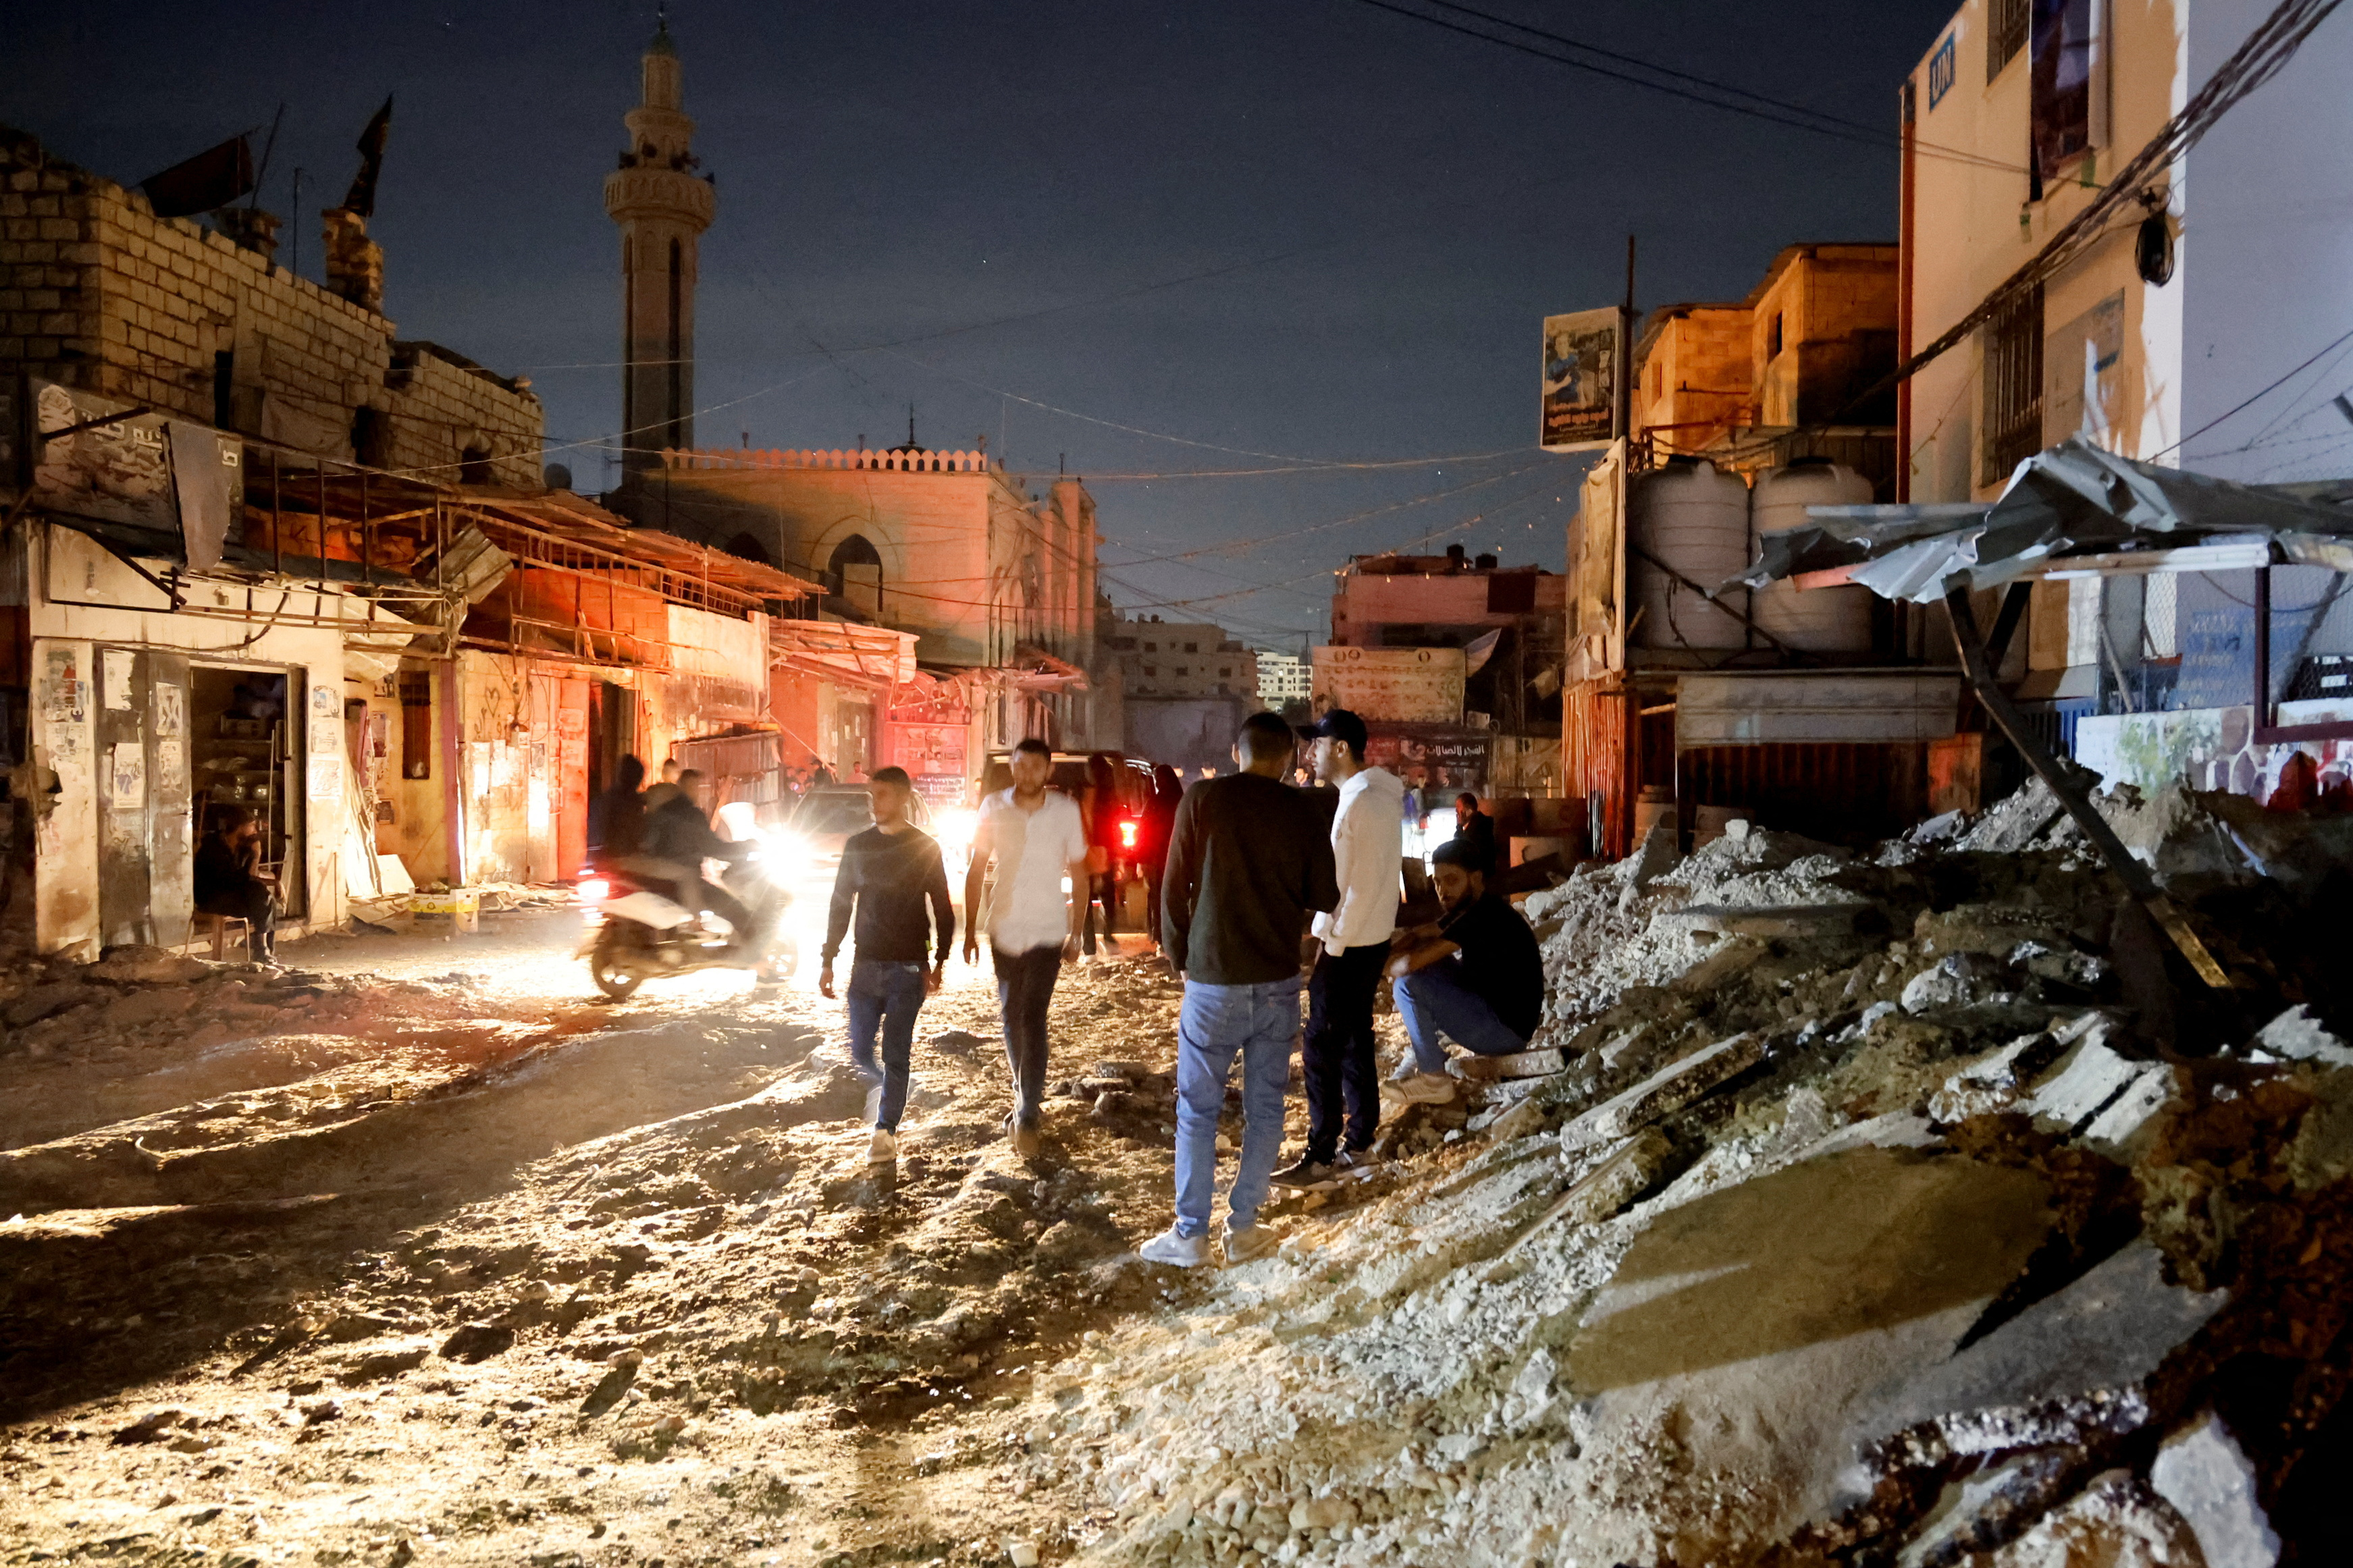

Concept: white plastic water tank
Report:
left=1750, top=459, right=1876, bottom=655
left=1627, top=458, right=1751, bottom=651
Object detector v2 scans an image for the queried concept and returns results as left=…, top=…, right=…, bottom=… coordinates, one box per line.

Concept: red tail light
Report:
left=1117, top=819, right=1139, bottom=850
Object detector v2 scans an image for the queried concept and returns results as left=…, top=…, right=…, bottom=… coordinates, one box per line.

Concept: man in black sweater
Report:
left=1387, top=838, right=1545, bottom=1101
left=1142, top=712, right=1339, bottom=1269
left=820, top=767, right=955, bottom=1164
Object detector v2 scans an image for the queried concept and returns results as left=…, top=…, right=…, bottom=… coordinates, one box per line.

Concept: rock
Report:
left=7, top=981, right=99, bottom=1028
left=335, top=1345, right=431, bottom=1384
left=86, top=946, right=213, bottom=985
left=1483, top=1098, right=1550, bottom=1143
left=111, top=1408, right=188, bottom=1444
left=2150, top=1413, right=2281, bottom=1568
left=1451, top=1048, right=1566, bottom=1082
left=1843, top=1242, right=2227, bottom=1471
left=1655, top=902, right=1875, bottom=940
left=2080, top=1064, right=2180, bottom=1154
left=2288, top=1070, right=2353, bottom=1191
left=1617, top=818, right=1682, bottom=914
left=928, top=1029, right=991, bottom=1055
left=1894, top=1448, right=2077, bottom=1567
left=103, top=990, right=186, bottom=1028
left=1003, top=1539, right=1040, bottom=1566
left=1560, top=1031, right=1766, bottom=1150
left=2251, top=1005, right=2353, bottom=1067
left=2023, top=1033, right=2163, bottom=1137
left=1900, top=953, right=2014, bottom=1015
left=319, top=1312, right=402, bottom=1343
left=440, top=1322, right=516, bottom=1363
left=1803, top=1112, right=1940, bottom=1158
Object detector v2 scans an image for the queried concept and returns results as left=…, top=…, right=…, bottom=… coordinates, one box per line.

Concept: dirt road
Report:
left=0, top=908, right=1407, bottom=1567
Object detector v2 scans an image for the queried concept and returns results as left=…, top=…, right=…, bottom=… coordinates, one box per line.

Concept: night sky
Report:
left=5, top=1, right=1957, bottom=647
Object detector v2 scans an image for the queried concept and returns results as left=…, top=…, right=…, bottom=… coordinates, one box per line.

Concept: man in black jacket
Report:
left=1387, top=838, right=1545, bottom=1101
left=639, top=767, right=754, bottom=938
left=820, top=767, right=955, bottom=1165
left=1142, top=712, right=1338, bottom=1269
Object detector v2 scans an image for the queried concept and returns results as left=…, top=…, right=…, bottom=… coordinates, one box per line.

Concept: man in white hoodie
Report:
left=1273, top=708, right=1404, bottom=1189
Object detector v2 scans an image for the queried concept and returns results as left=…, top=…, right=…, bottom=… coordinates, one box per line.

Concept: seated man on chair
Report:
left=195, top=805, right=280, bottom=965
left=1385, top=837, right=1542, bottom=1102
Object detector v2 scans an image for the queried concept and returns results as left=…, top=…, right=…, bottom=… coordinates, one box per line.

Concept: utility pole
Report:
left=1616, top=234, right=1637, bottom=444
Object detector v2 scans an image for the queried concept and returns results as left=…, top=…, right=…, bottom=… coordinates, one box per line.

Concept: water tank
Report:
left=1750, top=460, right=1876, bottom=655
left=1627, top=458, right=1751, bottom=651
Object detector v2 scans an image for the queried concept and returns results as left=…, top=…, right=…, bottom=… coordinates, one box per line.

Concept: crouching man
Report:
left=1387, top=838, right=1543, bottom=1100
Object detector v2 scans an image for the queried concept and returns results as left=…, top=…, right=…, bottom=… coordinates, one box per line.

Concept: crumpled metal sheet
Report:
left=1733, top=439, right=2353, bottom=603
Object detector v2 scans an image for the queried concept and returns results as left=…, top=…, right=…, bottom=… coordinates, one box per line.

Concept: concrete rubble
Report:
left=1012, top=780, right=2353, bottom=1566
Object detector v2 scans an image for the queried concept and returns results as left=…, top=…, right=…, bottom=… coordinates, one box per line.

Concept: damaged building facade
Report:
left=0, top=124, right=832, bottom=958
left=1898, top=0, right=2353, bottom=798
left=1564, top=242, right=1975, bottom=859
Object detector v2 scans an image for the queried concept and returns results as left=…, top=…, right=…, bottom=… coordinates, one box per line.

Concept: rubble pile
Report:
left=1025, top=782, right=2353, bottom=1567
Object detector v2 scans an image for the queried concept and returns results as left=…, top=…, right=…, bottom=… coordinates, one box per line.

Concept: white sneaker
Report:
left=866, top=1127, right=899, bottom=1164
left=1138, top=1226, right=1209, bottom=1268
left=1392, top=1071, right=1457, bottom=1104
left=1223, top=1223, right=1277, bottom=1264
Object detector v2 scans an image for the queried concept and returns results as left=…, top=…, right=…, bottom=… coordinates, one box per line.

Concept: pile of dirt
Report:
left=1019, top=783, right=2353, bottom=1567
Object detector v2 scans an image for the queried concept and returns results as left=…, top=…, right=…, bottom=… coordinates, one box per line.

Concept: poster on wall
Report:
left=1541, top=306, right=1621, bottom=452
left=108, top=742, right=147, bottom=811
left=155, top=684, right=185, bottom=738
left=310, top=686, right=341, bottom=751
left=1312, top=647, right=1466, bottom=724
left=30, top=381, right=176, bottom=531
left=103, top=649, right=134, bottom=710
left=41, top=647, right=85, bottom=726
left=1362, top=724, right=1492, bottom=800
left=309, top=752, right=344, bottom=803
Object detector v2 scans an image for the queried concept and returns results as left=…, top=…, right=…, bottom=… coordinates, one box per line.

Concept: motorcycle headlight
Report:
left=578, top=877, right=611, bottom=904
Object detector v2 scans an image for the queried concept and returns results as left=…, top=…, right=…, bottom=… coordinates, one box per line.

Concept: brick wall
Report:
left=1, top=126, right=541, bottom=487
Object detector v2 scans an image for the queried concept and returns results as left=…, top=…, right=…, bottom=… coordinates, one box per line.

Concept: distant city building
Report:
left=1101, top=615, right=1256, bottom=701
left=1257, top=651, right=1311, bottom=709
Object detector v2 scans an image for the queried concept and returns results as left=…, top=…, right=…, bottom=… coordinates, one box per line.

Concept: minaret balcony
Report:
left=604, top=166, right=716, bottom=229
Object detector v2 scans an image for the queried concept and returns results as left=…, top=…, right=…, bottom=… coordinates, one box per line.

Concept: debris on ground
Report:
left=4, top=780, right=2352, bottom=1564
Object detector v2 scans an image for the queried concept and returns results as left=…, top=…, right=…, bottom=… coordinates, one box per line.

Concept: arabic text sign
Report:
left=1313, top=646, right=1465, bottom=724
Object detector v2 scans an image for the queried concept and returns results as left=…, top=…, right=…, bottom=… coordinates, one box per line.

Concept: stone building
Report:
left=1631, top=243, right=1900, bottom=494
left=605, top=16, right=714, bottom=471
left=0, top=126, right=543, bottom=487
left=1897, top=0, right=2353, bottom=790
left=645, top=444, right=1103, bottom=758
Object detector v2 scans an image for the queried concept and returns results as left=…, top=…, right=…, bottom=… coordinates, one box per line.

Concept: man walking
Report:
left=820, top=766, right=955, bottom=1164
left=1272, top=709, right=1403, bottom=1189
left=963, top=737, right=1091, bottom=1159
left=1387, top=838, right=1545, bottom=1100
left=1142, top=712, right=1338, bottom=1268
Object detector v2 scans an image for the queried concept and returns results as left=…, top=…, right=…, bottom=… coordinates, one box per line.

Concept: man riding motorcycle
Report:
left=633, top=767, right=762, bottom=950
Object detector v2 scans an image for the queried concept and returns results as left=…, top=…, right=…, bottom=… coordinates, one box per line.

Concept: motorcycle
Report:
left=575, top=847, right=798, bottom=1000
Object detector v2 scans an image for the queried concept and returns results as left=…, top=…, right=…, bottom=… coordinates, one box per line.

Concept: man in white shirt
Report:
left=1273, top=708, right=1404, bottom=1188
left=962, top=737, right=1091, bottom=1159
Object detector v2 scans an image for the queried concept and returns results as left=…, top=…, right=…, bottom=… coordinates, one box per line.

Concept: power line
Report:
left=1849, top=0, right=2343, bottom=419
left=1345, top=0, right=2026, bottom=175
left=2154, top=321, right=2353, bottom=460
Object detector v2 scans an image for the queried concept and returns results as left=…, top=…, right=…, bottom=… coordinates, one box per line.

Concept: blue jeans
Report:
left=1173, top=975, right=1302, bottom=1238
left=846, top=958, right=928, bottom=1131
left=1396, top=957, right=1529, bottom=1073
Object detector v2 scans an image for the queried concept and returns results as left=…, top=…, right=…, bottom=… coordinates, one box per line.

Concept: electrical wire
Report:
left=1346, top=0, right=2026, bottom=174
left=2152, top=322, right=2353, bottom=460
left=1853, top=0, right=2344, bottom=416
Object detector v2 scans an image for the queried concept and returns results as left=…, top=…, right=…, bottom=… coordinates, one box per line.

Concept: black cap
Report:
left=1308, top=707, right=1369, bottom=755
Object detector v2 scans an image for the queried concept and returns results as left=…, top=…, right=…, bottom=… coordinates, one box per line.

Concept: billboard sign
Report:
left=1312, top=646, right=1465, bottom=724
left=1363, top=724, right=1491, bottom=799
left=1541, top=306, right=1621, bottom=452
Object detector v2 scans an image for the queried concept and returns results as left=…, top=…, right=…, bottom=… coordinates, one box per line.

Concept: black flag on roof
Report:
left=341, top=95, right=394, bottom=218
left=139, top=136, right=254, bottom=219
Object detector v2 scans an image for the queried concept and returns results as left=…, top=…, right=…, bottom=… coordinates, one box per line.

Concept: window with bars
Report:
left=1981, top=285, right=2044, bottom=486
left=1987, top=0, right=2029, bottom=80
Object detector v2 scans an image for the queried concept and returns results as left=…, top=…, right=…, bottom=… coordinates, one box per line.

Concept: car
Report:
left=779, top=784, right=937, bottom=869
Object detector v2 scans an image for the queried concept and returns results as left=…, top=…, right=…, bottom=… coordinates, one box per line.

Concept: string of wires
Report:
left=1346, top=0, right=2026, bottom=174
left=1844, top=0, right=2343, bottom=418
